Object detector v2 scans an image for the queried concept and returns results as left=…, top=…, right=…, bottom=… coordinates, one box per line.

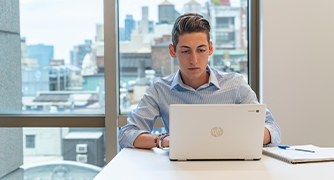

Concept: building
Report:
left=95, top=23, right=104, bottom=42
left=63, top=131, right=104, bottom=167
left=120, top=53, right=152, bottom=77
left=212, top=0, right=230, bottom=6
left=50, top=59, right=65, bottom=66
left=210, top=0, right=247, bottom=73
left=138, top=6, right=154, bottom=35
left=119, top=27, right=125, bottom=41
left=23, top=128, right=69, bottom=164
left=22, top=66, right=72, bottom=97
left=151, top=40, right=178, bottom=77
left=158, top=0, right=180, bottom=24
left=124, top=15, right=135, bottom=41
left=70, top=40, right=92, bottom=68
left=26, top=44, right=54, bottom=67
left=184, top=0, right=202, bottom=13
left=138, top=6, right=149, bottom=34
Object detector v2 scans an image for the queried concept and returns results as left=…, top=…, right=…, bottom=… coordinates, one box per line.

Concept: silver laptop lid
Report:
left=169, top=104, right=266, bottom=161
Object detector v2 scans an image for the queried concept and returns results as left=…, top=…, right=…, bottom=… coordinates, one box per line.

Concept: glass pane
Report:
left=118, top=0, right=249, bottom=115
left=0, top=0, right=105, bottom=115
left=0, top=127, right=105, bottom=180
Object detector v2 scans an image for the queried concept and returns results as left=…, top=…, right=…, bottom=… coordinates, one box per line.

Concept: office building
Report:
left=124, top=15, right=135, bottom=41
left=21, top=37, right=40, bottom=69
left=26, top=44, right=54, bottom=67
left=22, top=66, right=72, bottom=97
left=158, top=0, right=180, bottom=24
left=70, top=40, right=92, bottom=68
left=119, top=27, right=126, bottom=41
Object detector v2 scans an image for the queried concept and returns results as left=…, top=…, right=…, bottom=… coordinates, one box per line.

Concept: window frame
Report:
left=0, top=0, right=260, bottom=164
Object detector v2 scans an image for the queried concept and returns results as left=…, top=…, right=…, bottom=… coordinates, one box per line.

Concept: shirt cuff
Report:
left=263, top=124, right=279, bottom=147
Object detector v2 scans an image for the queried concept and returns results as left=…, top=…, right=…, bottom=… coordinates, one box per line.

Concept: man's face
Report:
left=169, top=32, right=213, bottom=87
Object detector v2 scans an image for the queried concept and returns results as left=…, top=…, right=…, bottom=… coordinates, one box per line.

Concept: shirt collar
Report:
left=170, top=66, right=220, bottom=90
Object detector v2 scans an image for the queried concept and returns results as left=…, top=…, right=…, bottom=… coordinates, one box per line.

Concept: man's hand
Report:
left=263, top=127, right=271, bottom=145
left=161, top=136, right=170, bottom=148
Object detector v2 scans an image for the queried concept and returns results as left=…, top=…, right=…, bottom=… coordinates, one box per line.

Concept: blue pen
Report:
left=278, top=146, right=315, bottom=153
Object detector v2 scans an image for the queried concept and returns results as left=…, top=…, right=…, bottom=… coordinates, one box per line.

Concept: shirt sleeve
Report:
left=235, top=75, right=281, bottom=147
left=118, top=82, right=161, bottom=149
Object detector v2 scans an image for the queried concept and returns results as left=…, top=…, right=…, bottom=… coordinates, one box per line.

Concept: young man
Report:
left=119, top=13, right=281, bottom=149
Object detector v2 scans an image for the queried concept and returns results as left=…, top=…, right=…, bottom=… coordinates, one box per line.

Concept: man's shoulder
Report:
left=210, top=68, right=244, bottom=82
left=151, top=73, right=175, bottom=88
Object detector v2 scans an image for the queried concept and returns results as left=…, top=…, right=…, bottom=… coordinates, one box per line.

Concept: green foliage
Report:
left=213, top=0, right=220, bottom=6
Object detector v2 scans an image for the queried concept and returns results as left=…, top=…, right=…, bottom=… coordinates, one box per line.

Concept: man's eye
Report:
left=181, top=51, right=188, bottom=53
left=199, top=49, right=205, bottom=53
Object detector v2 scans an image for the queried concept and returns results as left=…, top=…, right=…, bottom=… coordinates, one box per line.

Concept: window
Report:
left=216, top=17, right=235, bottom=29
left=216, top=32, right=235, bottom=42
left=118, top=0, right=249, bottom=115
left=0, top=0, right=260, bottom=178
left=26, top=135, right=35, bottom=148
left=0, top=0, right=106, bottom=179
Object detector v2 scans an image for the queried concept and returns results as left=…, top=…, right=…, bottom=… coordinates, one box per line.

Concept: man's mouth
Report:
left=188, top=67, right=199, bottom=71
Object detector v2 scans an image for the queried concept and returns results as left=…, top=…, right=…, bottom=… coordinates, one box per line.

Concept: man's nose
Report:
left=189, top=51, right=198, bottom=65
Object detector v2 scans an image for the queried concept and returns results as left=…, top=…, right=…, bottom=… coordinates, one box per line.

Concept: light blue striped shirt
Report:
left=119, top=66, right=281, bottom=148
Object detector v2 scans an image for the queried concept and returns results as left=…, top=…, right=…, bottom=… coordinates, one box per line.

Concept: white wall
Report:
left=262, top=0, right=334, bottom=146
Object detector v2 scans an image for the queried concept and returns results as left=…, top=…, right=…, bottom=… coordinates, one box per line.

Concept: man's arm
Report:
left=235, top=75, right=281, bottom=146
left=133, top=133, right=170, bottom=149
left=118, top=83, right=161, bottom=149
left=263, top=127, right=271, bottom=145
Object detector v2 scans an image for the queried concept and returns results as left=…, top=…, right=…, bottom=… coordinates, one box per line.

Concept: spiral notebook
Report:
left=263, top=145, right=334, bottom=164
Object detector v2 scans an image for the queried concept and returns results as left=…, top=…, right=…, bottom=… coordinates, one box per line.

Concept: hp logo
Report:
left=211, top=127, right=223, bottom=137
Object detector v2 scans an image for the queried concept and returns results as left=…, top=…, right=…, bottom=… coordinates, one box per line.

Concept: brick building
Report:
left=151, top=41, right=178, bottom=77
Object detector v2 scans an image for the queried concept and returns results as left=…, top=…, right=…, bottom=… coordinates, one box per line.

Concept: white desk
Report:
left=94, top=148, right=334, bottom=180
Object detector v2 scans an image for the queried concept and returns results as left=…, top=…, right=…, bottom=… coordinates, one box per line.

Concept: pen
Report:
left=278, top=146, right=315, bottom=153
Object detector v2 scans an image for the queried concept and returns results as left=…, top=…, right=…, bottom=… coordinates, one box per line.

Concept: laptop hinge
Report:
left=244, top=158, right=253, bottom=161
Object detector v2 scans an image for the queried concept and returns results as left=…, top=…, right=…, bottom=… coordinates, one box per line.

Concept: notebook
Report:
left=169, top=104, right=266, bottom=161
left=263, top=145, right=334, bottom=164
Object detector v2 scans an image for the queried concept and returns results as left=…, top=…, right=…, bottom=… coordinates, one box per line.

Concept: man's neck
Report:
left=181, top=71, right=210, bottom=90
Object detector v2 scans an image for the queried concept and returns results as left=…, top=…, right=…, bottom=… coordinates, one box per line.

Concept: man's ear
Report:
left=169, top=44, right=177, bottom=58
left=209, top=41, right=213, bottom=56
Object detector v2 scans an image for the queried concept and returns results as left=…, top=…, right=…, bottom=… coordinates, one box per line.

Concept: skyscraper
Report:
left=138, top=6, right=149, bottom=34
left=70, top=40, right=92, bottom=68
left=158, top=0, right=180, bottom=24
left=26, top=44, right=54, bottom=67
left=124, top=15, right=135, bottom=41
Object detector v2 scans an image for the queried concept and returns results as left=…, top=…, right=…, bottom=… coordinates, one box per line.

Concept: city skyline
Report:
left=21, top=0, right=242, bottom=65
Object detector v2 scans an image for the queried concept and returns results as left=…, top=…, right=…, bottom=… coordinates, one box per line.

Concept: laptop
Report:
left=169, top=104, right=266, bottom=161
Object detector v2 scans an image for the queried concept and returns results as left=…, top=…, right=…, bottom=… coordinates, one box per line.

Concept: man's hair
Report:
left=172, top=13, right=211, bottom=51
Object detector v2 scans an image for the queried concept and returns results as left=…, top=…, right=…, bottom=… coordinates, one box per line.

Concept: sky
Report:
left=20, top=0, right=241, bottom=64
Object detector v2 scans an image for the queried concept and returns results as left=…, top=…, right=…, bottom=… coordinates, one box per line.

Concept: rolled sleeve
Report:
left=118, top=82, right=160, bottom=149
left=263, top=110, right=281, bottom=147
left=236, top=75, right=281, bottom=147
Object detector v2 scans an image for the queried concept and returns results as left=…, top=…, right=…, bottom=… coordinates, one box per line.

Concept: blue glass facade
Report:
left=124, top=15, right=135, bottom=41
left=26, top=44, right=54, bottom=67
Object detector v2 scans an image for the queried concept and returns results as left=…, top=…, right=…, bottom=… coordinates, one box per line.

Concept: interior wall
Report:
left=262, top=0, right=334, bottom=146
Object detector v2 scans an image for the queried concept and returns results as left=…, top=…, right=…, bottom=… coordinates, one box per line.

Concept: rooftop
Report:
left=159, top=0, right=173, bottom=6
left=186, top=0, right=200, bottom=5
